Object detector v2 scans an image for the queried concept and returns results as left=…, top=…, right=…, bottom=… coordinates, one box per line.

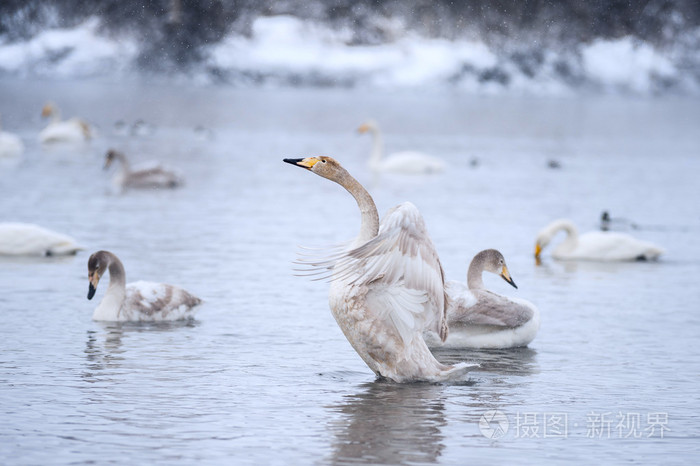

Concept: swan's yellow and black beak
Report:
left=87, top=272, right=100, bottom=300
left=41, top=104, right=52, bottom=118
left=500, top=265, right=517, bottom=289
left=535, top=243, right=542, bottom=260
left=283, top=157, right=319, bottom=169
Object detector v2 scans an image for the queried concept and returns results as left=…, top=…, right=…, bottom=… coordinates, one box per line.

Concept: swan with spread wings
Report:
left=284, top=156, right=475, bottom=383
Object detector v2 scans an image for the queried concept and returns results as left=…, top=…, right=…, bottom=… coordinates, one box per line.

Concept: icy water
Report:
left=1, top=80, right=700, bottom=464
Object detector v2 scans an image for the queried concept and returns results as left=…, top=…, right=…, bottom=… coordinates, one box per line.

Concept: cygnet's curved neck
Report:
left=93, top=253, right=127, bottom=320
left=114, top=152, right=131, bottom=174
left=335, top=168, right=379, bottom=244
left=106, top=254, right=127, bottom=290
left=467, top=252, right=487, bottom=290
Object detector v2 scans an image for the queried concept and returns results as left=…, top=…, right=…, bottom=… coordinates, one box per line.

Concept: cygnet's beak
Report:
left=500, top=265, right=517, bottom=289
left=87, top=273, right=100, bottom=300
left=283, top=157, right=319, bottom=169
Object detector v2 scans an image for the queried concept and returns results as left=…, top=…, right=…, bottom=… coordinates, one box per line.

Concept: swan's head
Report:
left=534, top=233, right=551, bottom=260
left=357, top=120, right=378, bottom=134
left=87, top=250, right=111, bottom=300
left=41, top=103, right=56, bottom=118
left=479, top=249, right=517, bottom=289
left=104, top=149, right=121, bottom=170
left=283, top=156, right=346, bottom=181
left=534, top=219, right=574, bottom=260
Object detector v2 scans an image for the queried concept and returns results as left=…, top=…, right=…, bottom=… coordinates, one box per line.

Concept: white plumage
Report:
left=39, top=103, right=91, bottom=144
left=357, top=120, right=445, bottom=174
left=87, top=250, right=201, bottom=322
left=285, top=156, right=476, bottom=383
left=535, top=219, right=664, bottom=261
left=0, top=222, right=82, bottom=256
left=0, top=127, right=23, bottom=158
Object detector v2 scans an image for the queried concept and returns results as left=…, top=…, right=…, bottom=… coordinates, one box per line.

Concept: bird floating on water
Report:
left=104, top=149, right=184, bottom=191
left=87, top=250, right=202, bottom=322
left=0, top=222, right=82, bottom=256
left=357, top=120, right=444, bottom=174
left=284, top=155, right=476, bottom=383
left=535, top=219, right=664, bottom=262
left=429, top=249, right=540, bottom=349
left=39, top=102, right=91, bottom=144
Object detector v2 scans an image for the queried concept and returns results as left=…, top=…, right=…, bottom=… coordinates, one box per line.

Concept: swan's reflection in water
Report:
left=82, top=320, right=198, bottom=381
left=327, top=381, right=448, bottom=464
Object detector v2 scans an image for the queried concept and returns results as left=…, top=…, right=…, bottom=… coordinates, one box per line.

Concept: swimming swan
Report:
left=0, top=222, right=82, bottom=256
left=87, top=250, right=202, bottom=321
left=284, top=156, right=476, bottom=383
left=357, top=120, right=444, bottom=174
left=105, top=149, right=184, bottom=190
left=39, top=103, right=91, bottom=143
left=433, top=249, right=540, bottom=349
left=0, top=115, right=24, bottom=157
left=535, top=219, right=664, bottom=261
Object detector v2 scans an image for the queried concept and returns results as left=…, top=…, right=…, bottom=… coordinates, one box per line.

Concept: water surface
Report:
left=1, top=80, right=699, bottom=464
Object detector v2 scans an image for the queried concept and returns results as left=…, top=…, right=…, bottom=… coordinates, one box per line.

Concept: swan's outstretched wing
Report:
left=124, top=281, right=201, bottom=321
left=447, top=283, right=534, bottom=328
left=333, top=202, right=448, bottom=343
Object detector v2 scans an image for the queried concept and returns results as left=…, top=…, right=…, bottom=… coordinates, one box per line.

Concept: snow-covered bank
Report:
left=0, top=14, right=698, bottom=95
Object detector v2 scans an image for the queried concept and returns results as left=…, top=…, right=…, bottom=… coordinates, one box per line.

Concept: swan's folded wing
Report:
left=333, top=202, right=448, bottom=342
left=449, top=290, right=533, bottom=328
left=125, top=281, right=201, bottom=320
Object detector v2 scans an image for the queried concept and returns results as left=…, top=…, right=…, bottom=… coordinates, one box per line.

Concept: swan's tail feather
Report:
left=435, top=362, right=480, bottom=382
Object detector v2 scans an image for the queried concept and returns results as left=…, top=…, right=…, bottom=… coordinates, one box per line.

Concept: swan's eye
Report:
left=321, top=160, right=326, bottom=163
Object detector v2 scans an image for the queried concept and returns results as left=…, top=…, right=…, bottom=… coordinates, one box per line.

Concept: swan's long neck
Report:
left=549, top=219, right=579, bottom=253
left=93, top=255, right=127, bottom=320
left=50, top=108, right=62, bottom=123
left=467, top=253, right=486, bottom=290
left=368, top=128, right=383, bottom=169
left=336, top=169, right=379, bottom=245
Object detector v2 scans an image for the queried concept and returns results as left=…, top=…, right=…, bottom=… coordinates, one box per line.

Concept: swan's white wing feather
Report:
left=333, top=202, right=447, bottom=343
left=574, top=231, right=664, bottom=260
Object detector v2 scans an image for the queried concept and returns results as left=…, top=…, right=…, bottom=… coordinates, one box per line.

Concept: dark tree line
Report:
left=1, top=0, right=698, bottom=71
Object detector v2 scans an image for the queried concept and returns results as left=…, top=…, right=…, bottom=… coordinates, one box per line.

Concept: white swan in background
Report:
left=87, top=250, right=202, bottom=321
left=284, top=156, right=476, bottom=383
left=357, top=120, right=444, bottom=174
left=0, top=222, right=82, bottom=256
left=104, top=149, right=184, bottom=190
left=39, top=102, right=91, bottom=144
left=429, top=249, right=540, bottom=349
left=535, top=219, right=664, bottom=261
left=0, top=115, right=24, bottom=157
